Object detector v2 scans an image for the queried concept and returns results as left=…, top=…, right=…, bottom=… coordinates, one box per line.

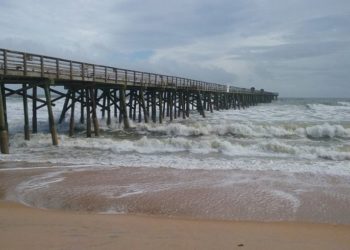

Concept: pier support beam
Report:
left=43, top=84, right=58, bottom=146
left=69, top=90, right=75, bottom=137
left=59, top=89, right=71, bottom=124
left=86, top=88, right=92, bottom=138
left=80, top=89, right=85, bottom=124
left=186, top=92, right=190, bottom=117
left=196, top=91, right=205, bottom=118
left=169, top=91, right=173, bottom=121
left=139, top=89, right=148, bottom=123
left=22, top=84, right=30, bottom=140
left=0, top=82, right=9, bottom=154
left=1, top=84, right=8, bottom=131
left=151, top=91, right=156, bottom=123
left=32, top=86, right=37, bottom=133
left=158, top=90, right=163, bottom=124
left=119, top=87, right=130, bottom=129
left=90, top=88, right=99, bottom=136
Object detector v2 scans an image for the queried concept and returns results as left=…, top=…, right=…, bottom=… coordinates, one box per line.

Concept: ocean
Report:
left=1, top=97, right=350, bottom=223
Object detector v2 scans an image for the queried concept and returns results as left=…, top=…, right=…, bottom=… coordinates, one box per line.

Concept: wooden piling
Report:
left=89, top=88, right=99, bottom=136
left=169, top=91, right=173, bottom=121
left=114, top=89, right=118, bottom=118
left=80, top=89, right=85, bottom=124
left=214, top=94, right=219, bottom=111
left=173, top=91, right=177, bottom=119
left=132, top=91, right=137, bottom=121
left=22, top=84, right=30, bottom=140
left=146, top=92, right=150, bottom=117
left=69, top=90, right=75, bottom=137
left=197, top=91, right=205, bottom=118
left=32, top=85, right=37, bottom=133
left=159, top=90, right=163, bottom=124
left=59, top=89, right=71, bottom=124
left=151, top=91, right=156, bottom=123
left=107, top=90, right=111, bottom=126
left=185, top=91, right=190, bottom=117
left=177, top=92, right=181, bottom=118
left=162, top=92, right=166, bottom=119
left=43, top=85, right=58, bottom=146
left=209, top=93, right=213, bottom=113
left=139, top=90, right=148, bottom=123
left=138, top=95, right=142, bottom=123
left=119, top=87, right=130, bottom=129
left=180, top=92, right=186, bottom=119
left=0, top=82, right=9, bottom=154
left=86, top=88, right=92, bottom=137
left=1, top=84, right=7, bottom=131
left=166, top=92, right=170, bottom=117
left=128, top=90, right=133, bottom=119
left=102, top=92, right=107, bottom=119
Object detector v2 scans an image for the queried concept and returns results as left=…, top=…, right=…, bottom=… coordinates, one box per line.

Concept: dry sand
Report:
left=1, top=201, right=350, bottom=250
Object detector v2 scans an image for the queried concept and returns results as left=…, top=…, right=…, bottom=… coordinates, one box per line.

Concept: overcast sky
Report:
left=1, top=0, right=349, bottom=97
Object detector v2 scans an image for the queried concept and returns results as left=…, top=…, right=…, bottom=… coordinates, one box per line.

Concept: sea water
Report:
left=2, top=97, right=349, bottom=174
left=1, top=97, right=350, bottom=223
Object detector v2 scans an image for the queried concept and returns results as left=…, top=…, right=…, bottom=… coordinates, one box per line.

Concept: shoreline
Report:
left=1, top=200, right=350, bottom=250
left=1, top=161, right=350, bottom=224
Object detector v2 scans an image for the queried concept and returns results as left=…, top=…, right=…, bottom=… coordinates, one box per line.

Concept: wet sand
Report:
left=1, top=201, right=350, bottom=250
left=2, top=163, right=350, bottom=224
left=1, top=161, right=350, bottom=249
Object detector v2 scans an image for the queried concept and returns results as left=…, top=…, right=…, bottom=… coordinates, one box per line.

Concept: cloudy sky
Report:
left=1, top=0, right=349, bottom=97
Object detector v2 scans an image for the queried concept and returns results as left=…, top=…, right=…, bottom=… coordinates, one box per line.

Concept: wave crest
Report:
left=137, top=122, right=350, bottom=139
left=304, top=123, right=350, bottom=139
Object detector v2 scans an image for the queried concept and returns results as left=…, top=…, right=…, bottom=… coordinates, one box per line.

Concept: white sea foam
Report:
left=304, top=123, right=350, bottom=139
left=16, top=171, right=65, bottom=192
left=338, top=101, right=350, bottom=107
left=136, top=122, right=350, bottom=139
left=11, top=171, right=66, bottom=206
left=270, top=190, right=301, bottom=214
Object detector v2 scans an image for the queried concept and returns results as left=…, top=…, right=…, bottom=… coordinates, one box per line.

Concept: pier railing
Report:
left=0, top=49, right=278, bottom=96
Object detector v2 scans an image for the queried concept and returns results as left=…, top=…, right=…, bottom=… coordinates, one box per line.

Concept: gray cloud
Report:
left=0, top=0, right=350, bottom=97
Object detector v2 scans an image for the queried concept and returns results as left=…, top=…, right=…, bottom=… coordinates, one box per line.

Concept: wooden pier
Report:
left=0, top=48, right=278, bottom=154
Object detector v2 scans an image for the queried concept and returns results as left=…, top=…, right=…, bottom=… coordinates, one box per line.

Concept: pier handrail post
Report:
left=56, top=59, right=59, bottom=79
left=23, top=53, right=27, bottom=76
left=69, top=61, right=73, bottom=80
left=40, top=56, right=44, bottom=77
left=3, top=50, right=7, bottom=75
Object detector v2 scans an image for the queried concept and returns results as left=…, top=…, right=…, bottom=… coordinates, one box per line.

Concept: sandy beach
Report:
left=1, top=162, right=350, bottom=249
left=1, top=201, right=350, bottom=250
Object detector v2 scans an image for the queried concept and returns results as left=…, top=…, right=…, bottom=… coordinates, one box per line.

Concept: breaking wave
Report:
left=6, top=133, right=350, bottom=163
left=258, top=140, right=350, bottom=161
left=137, top=122, right=350, bottom=139
left=304, top=123, right=350, bottom=139
left=338, top=101, right=350, bottom=107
